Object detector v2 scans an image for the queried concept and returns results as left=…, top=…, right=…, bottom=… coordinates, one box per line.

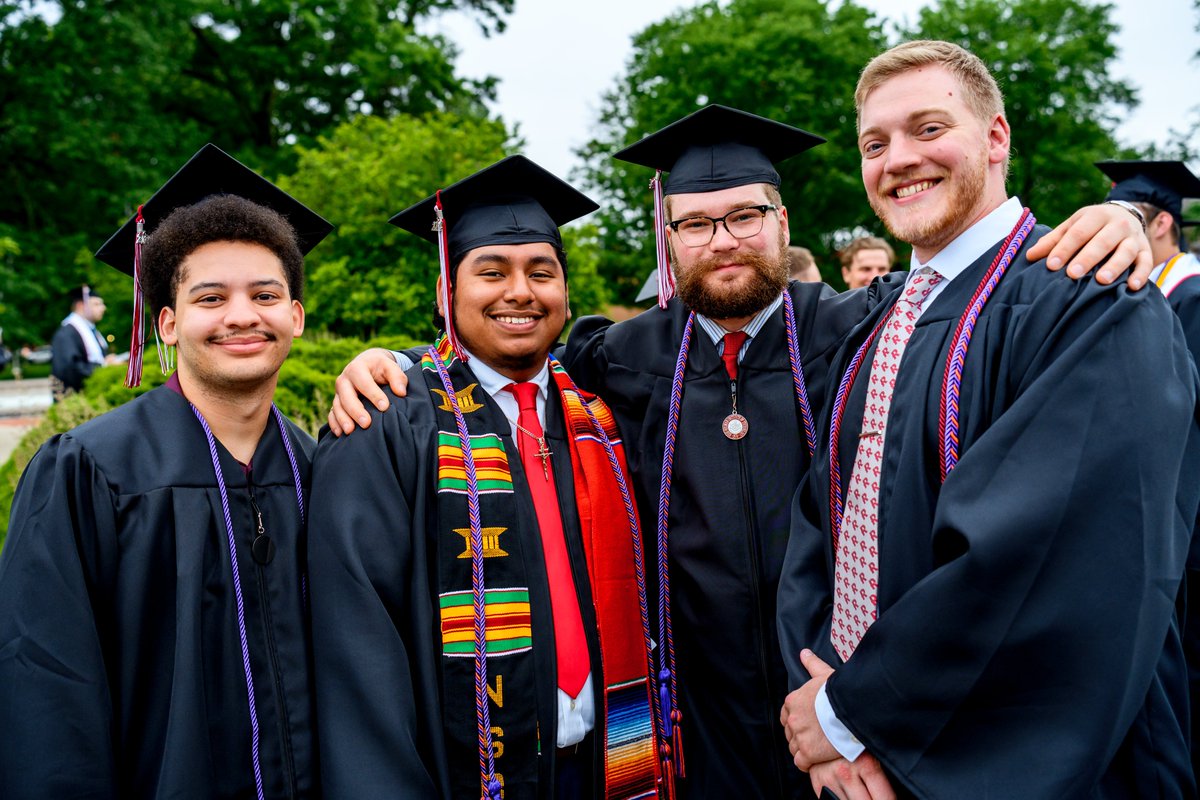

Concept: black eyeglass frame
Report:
left=666, top=204, right=780, bottom=245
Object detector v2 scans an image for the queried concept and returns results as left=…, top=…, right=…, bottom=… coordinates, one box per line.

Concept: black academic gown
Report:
left=0, top=384, right=317, bottom=799
left=307, top=370, right=607, bottom=799
left=50, top=321, right=102, bottom=393
left=563, top=282, right=878, bottom=799
left=1162, top=274, right=1200, bottom=782
left=778, top=231, right=1200, bottom=798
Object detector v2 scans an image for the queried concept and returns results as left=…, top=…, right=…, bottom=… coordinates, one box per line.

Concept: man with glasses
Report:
left=329, top=105, right=1154, bottom=798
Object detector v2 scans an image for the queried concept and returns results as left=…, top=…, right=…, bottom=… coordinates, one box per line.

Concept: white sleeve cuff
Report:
left=391, top=350, right=414, bottom=370
left=816, top=682, right=865, bottom=762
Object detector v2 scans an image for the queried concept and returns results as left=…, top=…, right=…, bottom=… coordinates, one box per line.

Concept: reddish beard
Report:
left=673, top=241, right=789, bottom=320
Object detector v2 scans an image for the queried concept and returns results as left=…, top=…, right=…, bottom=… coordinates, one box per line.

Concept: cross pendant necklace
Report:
left=512, top=420, right=553, bottom=480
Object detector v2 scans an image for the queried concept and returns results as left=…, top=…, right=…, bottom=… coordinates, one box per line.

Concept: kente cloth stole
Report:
left=423, top=336, right=662, bottom=799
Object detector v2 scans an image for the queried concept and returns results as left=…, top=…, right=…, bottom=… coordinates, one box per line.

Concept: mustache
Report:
left=208, top=330, right=277, bottom=343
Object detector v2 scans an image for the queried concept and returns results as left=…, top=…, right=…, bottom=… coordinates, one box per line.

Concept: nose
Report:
left=224, top=294, right=263, bottom=328
left=885, top=136, right=921, bottom=174
left=708, top=219, right=740, bottom=252
left=503, top=272, right=536, bottom=303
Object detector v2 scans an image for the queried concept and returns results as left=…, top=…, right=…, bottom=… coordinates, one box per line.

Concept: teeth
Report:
left=896, top=180, right=935, bottom=198
left=496, top=316, right=535, bottom=325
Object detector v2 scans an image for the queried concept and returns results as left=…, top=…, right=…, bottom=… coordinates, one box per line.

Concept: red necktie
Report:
left=506, top=382, right=589, bottom=697
left=721, top=330, right=748, bottom=380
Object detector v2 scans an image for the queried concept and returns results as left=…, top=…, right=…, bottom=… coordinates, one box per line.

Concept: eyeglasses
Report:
left=667, top=204, right=779, bottom=247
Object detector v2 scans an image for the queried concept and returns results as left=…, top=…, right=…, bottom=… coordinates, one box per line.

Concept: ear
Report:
left=158, top=306, right=178, bottom=346
left=987, top=113, right=1011, bottom=166
left=435, top=274, right=447, bottom=320
left=291, top=300, right=305, bottom=338
left=1151, top=211, right=1175, bottom=240
left=777, top=204, right=791, bottom=246
left=564, top=284, right=572, bottom=323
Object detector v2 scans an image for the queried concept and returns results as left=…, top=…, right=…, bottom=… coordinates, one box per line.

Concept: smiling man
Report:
left=778, top=41, right=1200, bottom=799
left=0, top=144, right=330, bottom=798
left=307, top=156, right=664, bottom=800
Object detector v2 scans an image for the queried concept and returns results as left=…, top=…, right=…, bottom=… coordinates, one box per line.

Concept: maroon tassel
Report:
left=124, top=205, right=146, bottom=388
left=671, top=708, right=686, bottom=777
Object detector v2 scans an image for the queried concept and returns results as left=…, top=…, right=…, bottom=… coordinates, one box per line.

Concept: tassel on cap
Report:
left=124, top=205, right=147, bottom=388
left=434, top=190, right=468, bottom=363
left=651, top=171, right=675, bottom=309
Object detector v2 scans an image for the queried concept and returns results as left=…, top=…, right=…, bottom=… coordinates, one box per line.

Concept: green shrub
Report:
left=0, top=335, right=418, bottom=550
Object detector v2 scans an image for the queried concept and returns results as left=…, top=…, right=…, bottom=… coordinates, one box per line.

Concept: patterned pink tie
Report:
left=832, top=267, right=942, bottom=661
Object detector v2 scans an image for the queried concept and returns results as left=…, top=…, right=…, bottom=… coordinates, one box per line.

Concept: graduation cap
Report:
left=1098, top=160, right=1200, bottom=238
left=612, top=104, right=825, bottom=307
left=388, top=154, right=598, bottom=361
left=95, top=144, right=333, bottom=387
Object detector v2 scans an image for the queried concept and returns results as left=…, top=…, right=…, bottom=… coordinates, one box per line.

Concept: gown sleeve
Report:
left=307, top=391, right=443, bottom=798
left=0, top=436, right=119, bottom=798
left=826, top=281, right=1200, bottom=797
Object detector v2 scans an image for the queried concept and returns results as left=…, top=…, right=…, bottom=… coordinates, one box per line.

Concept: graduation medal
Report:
left=722, top=412, right=748, bottom=439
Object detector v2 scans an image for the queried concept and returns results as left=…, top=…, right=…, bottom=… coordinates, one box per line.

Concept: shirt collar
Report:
left=695, top=291, right=784, bottom=346
left=64, top=311, right=94, bottom=329
left=909, top=197, right=1023, bottom=284
left=461, top=347, right=550, bottom=402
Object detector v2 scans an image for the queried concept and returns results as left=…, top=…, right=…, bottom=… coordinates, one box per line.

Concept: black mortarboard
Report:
left=94, top=144, right=333, bottom=386
left=613, top=104, right=825, bottom=196
left=388, top=154, right=597, bottom=265
left=1097, top=160, right=1200, bottom=231
left=95, top=143, right=333, bottom=274
left=387, top=155, right=598, bottom=359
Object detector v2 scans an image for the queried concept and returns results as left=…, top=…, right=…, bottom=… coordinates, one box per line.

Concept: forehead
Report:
left=177, top=240, right=287, bottom=286
left=852, top=248, right=892, bottom=265
left=858, top=64, right=969, bottom=130
left=668, top=183, right=774, bottom=217
left=461, top=241, right=562, bottom=268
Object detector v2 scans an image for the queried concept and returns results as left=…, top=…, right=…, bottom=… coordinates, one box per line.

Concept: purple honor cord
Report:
left=191, top=403, right=306, bottom=800
left=428, top=345, right=501, bottom=800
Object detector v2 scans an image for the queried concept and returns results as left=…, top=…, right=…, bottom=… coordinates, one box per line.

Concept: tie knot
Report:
left=721, top=330, right=749, bottom=381
left=506, top=381, right=539, bottom=413
left=723, top=330, right=748, bottom=353
left=899, top=267, right=942, bottom=309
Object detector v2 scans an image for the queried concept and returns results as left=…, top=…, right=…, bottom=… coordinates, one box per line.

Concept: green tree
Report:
left=0, top=0, right=509, bottom=348
left=576, top=0, right=889, bottom=302
left=283, top=112, right=608, bottom=340
left=907, top=0, right=1136, bottom=224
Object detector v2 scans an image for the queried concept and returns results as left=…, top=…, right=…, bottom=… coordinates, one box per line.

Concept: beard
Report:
left=673, top=232, right=790, bottom=320
left=870, top=151, right=988, bottom=254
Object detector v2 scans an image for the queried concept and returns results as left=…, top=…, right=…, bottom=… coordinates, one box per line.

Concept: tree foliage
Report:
left=906, top=0, right=1136, bottom=225
left=0, top=0, right=508, bottom=347
left=577, top=0, right=888, bottom=300
left=281, top=112, right=608, bottom=340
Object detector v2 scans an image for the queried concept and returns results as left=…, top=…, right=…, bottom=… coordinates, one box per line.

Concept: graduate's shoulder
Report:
left=567, top=301, right=690, bottom=373
left=316, top=365, right=439, bottom=458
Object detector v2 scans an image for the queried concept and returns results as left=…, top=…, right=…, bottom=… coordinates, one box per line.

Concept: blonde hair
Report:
left=855, top=40, right=1003, bottom=130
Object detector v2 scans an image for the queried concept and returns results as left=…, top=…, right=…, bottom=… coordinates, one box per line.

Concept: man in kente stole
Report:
left=308, top=156, right=665, bottom=800
left=779, top=41, right=1200, bottom=799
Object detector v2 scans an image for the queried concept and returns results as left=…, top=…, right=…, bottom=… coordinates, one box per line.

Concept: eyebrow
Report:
left=186, top=278, right=286, bottom=294
left=469, top=253, right=561, bottom=268
left=858, top=106, right=951, bottom=142
left=671, top=199, right=765, bottom=219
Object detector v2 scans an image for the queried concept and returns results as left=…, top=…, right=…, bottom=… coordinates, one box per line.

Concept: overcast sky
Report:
left=425, top=0, right=1199, bottom=179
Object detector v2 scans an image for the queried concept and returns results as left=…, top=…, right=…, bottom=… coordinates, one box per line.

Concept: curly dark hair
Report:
left=140, top=194, right=305, bottom=318
left=431, top=245, right=568, bottom=333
